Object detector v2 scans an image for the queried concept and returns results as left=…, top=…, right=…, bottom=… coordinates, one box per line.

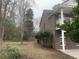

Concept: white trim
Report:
left=61, top=30, right=65, bottom=51
left=76, top=45, right=79, bottom=46
left=61, top=8, right=65, bottom=51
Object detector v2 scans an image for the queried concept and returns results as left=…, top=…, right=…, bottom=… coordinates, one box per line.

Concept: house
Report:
left=40, top=0, right=79, bottom=50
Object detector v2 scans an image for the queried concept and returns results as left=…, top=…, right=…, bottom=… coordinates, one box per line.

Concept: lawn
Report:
left=0, top=41, right=76, bottom=59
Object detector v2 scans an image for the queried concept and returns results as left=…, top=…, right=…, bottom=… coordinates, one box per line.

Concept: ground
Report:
left=0, top=41, right=76, bottom=59
left=62, top=49, right=79, bottom=59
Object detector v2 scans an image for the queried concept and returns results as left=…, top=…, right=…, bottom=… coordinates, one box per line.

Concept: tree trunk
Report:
left=20, top=18, right=24, bottom=44
left=21, top=31, right=24, bottom=44
left=0, top=0, right=3, bottom=42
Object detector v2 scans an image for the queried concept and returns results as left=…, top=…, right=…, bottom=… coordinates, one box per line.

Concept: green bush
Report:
left=0, top=45, right=20, bottom=59
left=35, top=31, right=53, bottom=48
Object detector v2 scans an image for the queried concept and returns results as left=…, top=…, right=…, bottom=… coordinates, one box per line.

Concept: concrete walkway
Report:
left=60, top=49, right=79, bottom=59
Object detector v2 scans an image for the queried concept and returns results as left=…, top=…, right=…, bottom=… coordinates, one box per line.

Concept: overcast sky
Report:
left=32, top=0, right=63, bottom=31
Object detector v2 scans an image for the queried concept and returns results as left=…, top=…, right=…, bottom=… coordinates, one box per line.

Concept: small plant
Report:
left=0, top=45, right=20, bottom=59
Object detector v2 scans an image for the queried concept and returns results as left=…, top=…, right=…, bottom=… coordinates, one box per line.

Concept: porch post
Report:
left=61, top=7, right=65, bottom=51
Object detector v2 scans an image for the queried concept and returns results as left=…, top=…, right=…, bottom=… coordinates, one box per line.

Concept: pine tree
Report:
left=23, top=8, right=34, bottom=40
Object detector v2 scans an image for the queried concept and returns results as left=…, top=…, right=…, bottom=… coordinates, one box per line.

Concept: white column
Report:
left=61, top=8, right=65, bottom=51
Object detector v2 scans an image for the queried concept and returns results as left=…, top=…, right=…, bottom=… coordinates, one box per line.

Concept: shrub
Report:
left=35, top=31, right=53, bottom=48
left=0, top=45, right=20, bottom=59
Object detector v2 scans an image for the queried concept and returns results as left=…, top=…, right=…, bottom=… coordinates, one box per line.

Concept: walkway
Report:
left=63, top=49, right=79, bottom=59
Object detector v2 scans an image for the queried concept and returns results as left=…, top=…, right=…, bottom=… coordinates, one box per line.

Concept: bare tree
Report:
left=18, top=0, right=34, bottom=44
left=0, top=0, right=2, bottom=43
left=0, top=0, right=34, bottom=44
left=0, top=0, right=2, bottom=19
left=1, top=0, right=11, bottom=41
left=9, top=0, right=17, bottom=20
left=2, top=0, right=11, bottom=19
left=0, top=0, right=16, bottom=41
left=0, top=0, right=2, bottom=28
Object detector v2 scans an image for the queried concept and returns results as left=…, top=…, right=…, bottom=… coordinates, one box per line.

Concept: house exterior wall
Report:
left=40, top=10, right=79, bottom=49
left=40, top=10, right=56, bottom=31
left=40, top=0, right=79, bottom=49
left=55, top=30, right=79, bottom=49
left=55, top=13, right=79, bottom=49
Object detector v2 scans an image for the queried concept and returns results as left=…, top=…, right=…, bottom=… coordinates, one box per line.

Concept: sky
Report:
left=32, top=0, right=63, bottom=31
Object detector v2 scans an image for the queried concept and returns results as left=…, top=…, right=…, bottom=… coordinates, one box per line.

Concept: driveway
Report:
left=60, top=49, right=79, bottom=59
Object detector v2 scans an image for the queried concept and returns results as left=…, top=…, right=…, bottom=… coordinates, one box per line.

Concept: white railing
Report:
left=56, top=16, right=71, bottom=25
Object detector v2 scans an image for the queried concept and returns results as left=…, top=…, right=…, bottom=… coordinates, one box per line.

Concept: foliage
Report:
left=26, top=8, right=33, bottom=20
left=58, top=1, right=79, bottom=43
left=0, top=45, right=20, bottom=59
left=35, top=31, right=50, bottom=40
left=23, top=20, right=34, bottom=40
left=59, top=19, right=79, bottom=43
left=4, top=17, right=20, bottom=41
left=35, top=31, right=53, bottom=48
left=23, top=8, right=34, bottom=40
left=76, top=0, right=79, bottom=5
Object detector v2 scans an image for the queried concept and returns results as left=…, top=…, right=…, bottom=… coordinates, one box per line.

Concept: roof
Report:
left=40, top=0, right=77, bottom=27
left=53, top=0, right=76, bottom=10
left=42, top=10, right=53, bottom=18
left=50, top=0, right=77, bottom=17
left=40, top=10, right=53, bottom=27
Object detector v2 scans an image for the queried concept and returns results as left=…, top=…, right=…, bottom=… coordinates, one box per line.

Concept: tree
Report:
left=23, top=8, right=34, bottom=40
left=2, top=0, right=11, bottom=19
left=18, top=0, right=34, bottom=44
left=0, top=0, right=2, bottom=22
left=0, top=0, right=3, bottom=45
left=0, top=0, right=34, bottom=43
left=26, top=8, right=33, bottom=20
left=76, top=0, right=79, bottom=5
left=0, top=0, right=13, bottom=41
left=4, top=17, right=20, bottom=41
left=58, top=0, right=79, bottom=43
